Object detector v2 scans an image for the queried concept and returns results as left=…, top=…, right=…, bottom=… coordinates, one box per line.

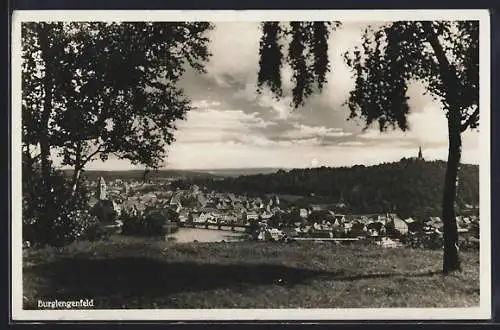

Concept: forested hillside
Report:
left=173, top=159, right=479, bottom=218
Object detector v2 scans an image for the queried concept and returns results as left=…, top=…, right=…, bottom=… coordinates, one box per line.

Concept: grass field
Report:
left=23, top=235, right=480, bottom=309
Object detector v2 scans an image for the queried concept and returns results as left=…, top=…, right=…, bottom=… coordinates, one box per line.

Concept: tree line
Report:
left=172, top=159, right=479, bottom=219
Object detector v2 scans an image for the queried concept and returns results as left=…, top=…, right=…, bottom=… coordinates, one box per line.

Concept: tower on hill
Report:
left=417, top=146, right=424, bottom=160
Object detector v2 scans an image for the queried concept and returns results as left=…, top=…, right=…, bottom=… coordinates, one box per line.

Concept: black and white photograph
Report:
left=11, top=10, right=491, bottom=321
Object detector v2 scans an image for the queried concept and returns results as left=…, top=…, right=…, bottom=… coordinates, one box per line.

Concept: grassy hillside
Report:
left=23, top=236, right=479, bottom=309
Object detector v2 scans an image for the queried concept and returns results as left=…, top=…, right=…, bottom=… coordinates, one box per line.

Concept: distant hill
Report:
left=172, top=159, right=479, bottom=218
left=63, top=169, right=220, bottom=181
left=65, top=167, right=286, bottom=181
left=199, top=167, right=286, bottom=177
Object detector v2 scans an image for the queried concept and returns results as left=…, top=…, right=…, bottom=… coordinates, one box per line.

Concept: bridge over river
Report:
left=173, top=223, right=361, bottom=244
left=181, top=222, right=250, bottom=232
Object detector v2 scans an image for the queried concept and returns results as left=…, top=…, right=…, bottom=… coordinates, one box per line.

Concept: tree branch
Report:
left=460, top=108, right=479, bottom=132
left=423, top=22, right=461, bottom=126
left=81, top=143, right=107, bottom=166
left=423, top=24, right=458, bottom=101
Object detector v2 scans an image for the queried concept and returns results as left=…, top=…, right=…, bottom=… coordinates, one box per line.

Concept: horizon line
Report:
left=66, top=159, right=479, bottom=172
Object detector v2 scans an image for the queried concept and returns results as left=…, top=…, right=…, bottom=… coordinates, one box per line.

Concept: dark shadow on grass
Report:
left=24, top=256, right=342, bottom=308
left=331, top=270, right=443, bottom=281
left=24, top=256, right=443, bottom=309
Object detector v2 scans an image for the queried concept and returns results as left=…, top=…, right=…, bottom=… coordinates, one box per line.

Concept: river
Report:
left=170, top=228, right=248, bottom=243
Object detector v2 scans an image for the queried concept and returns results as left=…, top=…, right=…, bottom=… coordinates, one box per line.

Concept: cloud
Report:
left=282, top=123, right=351, bottom=140
left=358, top=128, right=409, bottom=141
left=205, top=22, right=367, bottom=112
left=205, top=22, right=261, bottom=87
left=338, top=141, right=366, bottom=147
left=164, top=137, right=480, bottom=170
left=257, top=92, right=296, bottom=120
left=317, top=24, right=365, bottom=109
left=192, top=100, right=222, bottom=108
left=278, top=137, right=323, bottom=147
left=174, top=108, right=276, bottom=144
left=77, top=136, right=480, bottom=171
left=234, top=83, right=298, bottom=120
left=71, top=22, right=481, bottom=171
left=236, top=134, right=276, bottom=147
left=203, top=22, right=369, bottom=121
left=201, top=22, right=479, bottom=144
left=357, top=104, right=479, bottom=151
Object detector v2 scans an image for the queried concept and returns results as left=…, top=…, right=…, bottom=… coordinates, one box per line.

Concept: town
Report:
left=89, top=172, right=480, bottom=250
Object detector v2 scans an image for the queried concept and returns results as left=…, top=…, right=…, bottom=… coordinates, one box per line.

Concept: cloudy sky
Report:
left=87, top=22, right=480, bottom=170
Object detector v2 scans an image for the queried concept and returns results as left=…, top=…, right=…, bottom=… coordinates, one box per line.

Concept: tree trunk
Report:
left=37, top=23, right=54, bottom=189
left=37, top=23, right=55, bottom=244
left=22, top=144, right=35, bottom=207
left=70, top=142, right=84, bottom=196
left=442, top=110, right=462, bottom=274
left=423, top=23, right=464, bottom=274
left=22, top=143, right=33, bottom=181
left=70, top=166, right=82, bottom=195
left=39, top=137, right=51, bottom=187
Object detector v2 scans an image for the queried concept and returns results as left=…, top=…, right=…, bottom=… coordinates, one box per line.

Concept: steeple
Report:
left=418, top=145, right=423, bottom=160
left=98, top=176, right=107, bottom=200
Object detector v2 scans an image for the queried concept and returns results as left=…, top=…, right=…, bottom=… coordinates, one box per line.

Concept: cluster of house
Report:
left=125, top=184, right=283, bottom=226
left=89, top=178, right=480, bottom=244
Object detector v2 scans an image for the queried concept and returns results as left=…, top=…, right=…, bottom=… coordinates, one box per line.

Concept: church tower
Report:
left=97, top=176, right=108, bottom=200
left=417, top=146, right=423, bottom=160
